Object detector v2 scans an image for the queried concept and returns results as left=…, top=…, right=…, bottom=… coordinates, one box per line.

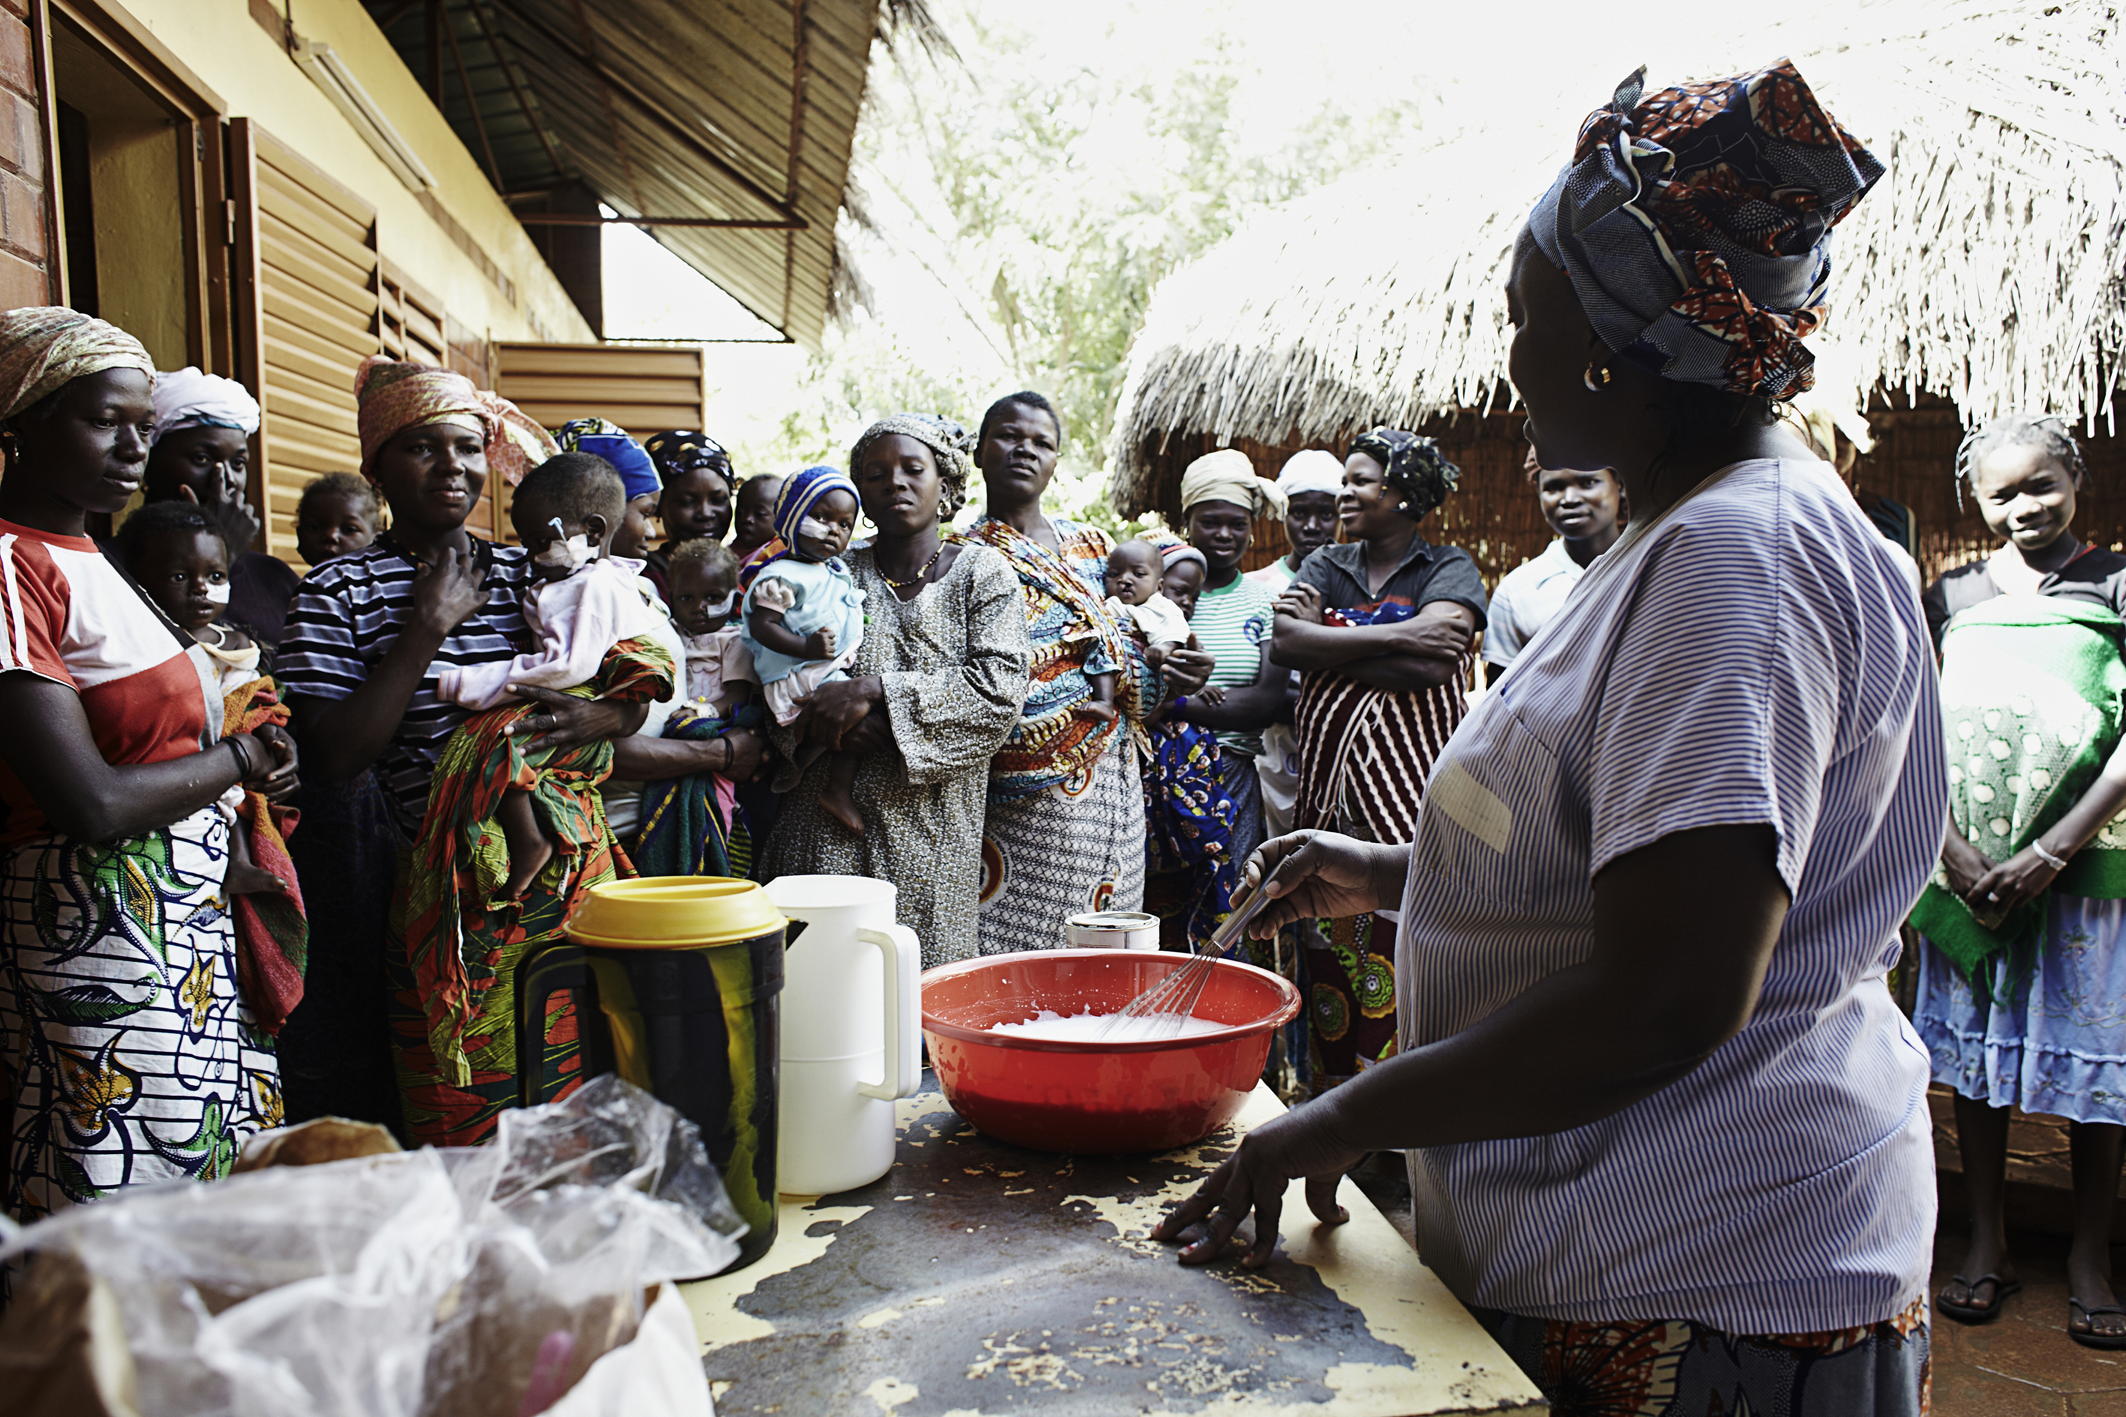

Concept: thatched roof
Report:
left=1107, top=0, right=2126, bottom=515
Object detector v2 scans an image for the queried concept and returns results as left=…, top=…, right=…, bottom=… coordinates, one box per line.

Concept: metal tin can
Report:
left=1063, top=910, right=1162, bottom=951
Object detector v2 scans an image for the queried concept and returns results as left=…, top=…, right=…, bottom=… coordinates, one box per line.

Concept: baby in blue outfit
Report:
left=740, top=464, right=868, bottom=832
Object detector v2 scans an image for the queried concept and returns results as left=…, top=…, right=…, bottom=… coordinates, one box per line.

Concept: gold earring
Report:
left=1583, top=362, right=1614, bottom=393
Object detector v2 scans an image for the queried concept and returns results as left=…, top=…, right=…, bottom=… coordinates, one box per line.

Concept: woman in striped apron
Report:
left=1154, top=63, right=1938, bottom=1416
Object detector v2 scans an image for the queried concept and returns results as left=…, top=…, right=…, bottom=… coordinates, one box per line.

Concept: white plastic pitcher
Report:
left=764, top=874, right=921, bottom=1196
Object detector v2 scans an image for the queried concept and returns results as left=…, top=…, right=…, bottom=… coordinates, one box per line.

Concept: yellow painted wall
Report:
left=121, top=0, right=592, bottom=347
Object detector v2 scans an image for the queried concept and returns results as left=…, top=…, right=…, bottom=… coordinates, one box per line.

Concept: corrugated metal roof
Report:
left=362, top=0, right=885, bottom=347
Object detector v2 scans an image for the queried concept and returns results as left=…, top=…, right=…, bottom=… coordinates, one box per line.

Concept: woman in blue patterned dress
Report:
left=1915, top=414, right=2126, bottom=1347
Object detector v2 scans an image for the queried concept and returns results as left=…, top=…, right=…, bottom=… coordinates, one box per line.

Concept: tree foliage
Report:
left=735, top=0, right=1431, bottom=533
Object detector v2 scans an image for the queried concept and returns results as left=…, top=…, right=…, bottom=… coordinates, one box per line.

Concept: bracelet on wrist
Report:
left=2032, top=838, right=2070, bottom=871
left=225, top=735, right=255, bottom=780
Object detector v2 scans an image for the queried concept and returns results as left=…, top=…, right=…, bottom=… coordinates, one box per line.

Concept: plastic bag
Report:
left=0, top=1075, right=741, bottom=1417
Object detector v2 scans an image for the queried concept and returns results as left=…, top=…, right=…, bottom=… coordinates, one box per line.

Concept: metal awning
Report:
left=361, top=0, right=891, bottom=346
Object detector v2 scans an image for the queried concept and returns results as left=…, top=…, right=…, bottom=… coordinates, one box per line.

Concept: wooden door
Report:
left=228, top=117, right=381, bottom=567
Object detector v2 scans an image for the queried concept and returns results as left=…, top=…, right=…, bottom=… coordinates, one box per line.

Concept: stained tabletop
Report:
left=682, top=1085, right=1545, bottom=1416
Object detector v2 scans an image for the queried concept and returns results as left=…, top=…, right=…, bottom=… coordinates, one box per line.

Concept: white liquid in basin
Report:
left=987, top=1009, right=1225, bottom=1042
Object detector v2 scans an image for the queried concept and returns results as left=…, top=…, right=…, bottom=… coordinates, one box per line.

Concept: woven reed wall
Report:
left=1150, top=396, right=2126, bottom=590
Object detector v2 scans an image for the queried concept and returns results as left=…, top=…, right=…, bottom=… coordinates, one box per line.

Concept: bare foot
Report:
left=224, top=858, right=289, bottom=897
left=1077, top=699, right=1119, bottom=724
left=821, top=787, right=866, bottom=835
left=496, top=791, right=555, bottom=900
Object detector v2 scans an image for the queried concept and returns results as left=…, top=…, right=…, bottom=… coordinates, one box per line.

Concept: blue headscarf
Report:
left=552, top=416, right=658, bottom=501
left=1527, top=61, right=1881, bottom=399
left=772, top=464, right=858, bottom=565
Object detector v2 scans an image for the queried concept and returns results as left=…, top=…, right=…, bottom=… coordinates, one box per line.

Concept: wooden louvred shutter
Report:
left=228, top=118, right=381, bottom=568
left=494, top=343, right=709, bottom=440
left=491, top=343, right=710, bottom=547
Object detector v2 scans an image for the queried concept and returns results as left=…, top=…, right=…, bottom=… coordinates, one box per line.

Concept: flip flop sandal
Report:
left=1936, top=1273, right=2022, bottom=1324
left=2069, top=1298, right=2126, bottom=1350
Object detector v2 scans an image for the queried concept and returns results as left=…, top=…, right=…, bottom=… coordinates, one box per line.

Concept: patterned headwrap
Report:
left=850, top=412, right=977, bottom=521
left=553, top=416, right=658, bottom=501
left=0, top=307, right=154, bottom=422
left=643, top=429, right=735, bottom=490
left=1276, top=449, right=1345, bottom=501
left=1349, top=428, right=1461, bottom=521
left=151, top=366, right=260, bottom=443
left=1179, top=448, right=1284, bottom=520
left=352, top=355, right=557, bottom=485
left=771, top=463, right=859, bottom=565
left=1528, top=61, right=1881, bottom=401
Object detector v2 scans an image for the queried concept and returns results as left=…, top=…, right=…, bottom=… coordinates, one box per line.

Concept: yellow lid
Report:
left=565, top=876, right=787, bottom=950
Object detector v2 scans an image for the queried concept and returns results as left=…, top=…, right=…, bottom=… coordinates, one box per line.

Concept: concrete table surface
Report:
left=683, top=1082, right=1546, bottom=1416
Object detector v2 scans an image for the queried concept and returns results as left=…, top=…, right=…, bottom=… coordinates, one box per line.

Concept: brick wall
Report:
left=0, top=0, right=52, bottom=307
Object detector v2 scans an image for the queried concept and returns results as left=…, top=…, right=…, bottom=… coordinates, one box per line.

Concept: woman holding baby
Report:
left=758, top=415, right=1031, bottom=969
left=961, top=393, right=1212, bottom=955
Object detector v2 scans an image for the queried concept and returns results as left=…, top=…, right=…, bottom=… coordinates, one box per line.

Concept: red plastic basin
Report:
left=920, top=949, right=1301, bottom=1154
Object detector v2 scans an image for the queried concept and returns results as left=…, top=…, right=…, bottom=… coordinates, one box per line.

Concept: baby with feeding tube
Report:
left=434, top=453, right=677, bottom=899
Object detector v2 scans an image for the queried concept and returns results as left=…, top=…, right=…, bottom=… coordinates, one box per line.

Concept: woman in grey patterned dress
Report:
left=760, top=415, right=1029, bottom=967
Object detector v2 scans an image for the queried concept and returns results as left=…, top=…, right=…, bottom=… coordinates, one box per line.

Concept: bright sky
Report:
left=597, top=0, right=1900, bottom=450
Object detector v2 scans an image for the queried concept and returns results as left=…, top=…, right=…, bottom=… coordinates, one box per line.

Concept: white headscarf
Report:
left=1276, top=449, right=1344, bottom=500
left=151, top=366, right=260, bottom=443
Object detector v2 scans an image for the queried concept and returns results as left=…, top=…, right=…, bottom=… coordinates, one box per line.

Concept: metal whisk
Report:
left=1095, top=887, right=1274, bottom=1040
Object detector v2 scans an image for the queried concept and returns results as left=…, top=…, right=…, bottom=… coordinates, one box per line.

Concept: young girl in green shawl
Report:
left=1916, top=416, right=2126, bottom=1348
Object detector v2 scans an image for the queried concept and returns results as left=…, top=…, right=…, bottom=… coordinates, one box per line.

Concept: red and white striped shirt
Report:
left=0, top=519, right=219, bottom=843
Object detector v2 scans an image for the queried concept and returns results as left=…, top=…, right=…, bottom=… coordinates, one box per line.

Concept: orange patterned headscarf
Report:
left=352, top=355, right=557, bottom=485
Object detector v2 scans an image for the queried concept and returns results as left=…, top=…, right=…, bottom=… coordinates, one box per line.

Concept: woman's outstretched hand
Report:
left=1151, top=1102, right=1360, bottom=1267
left=1239, top=831, right=1403, bottom=937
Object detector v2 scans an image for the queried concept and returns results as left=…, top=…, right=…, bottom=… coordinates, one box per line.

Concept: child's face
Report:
left=669, top=559, right=737, bottom=636
left=1161, top=559, right=1205, bottom=619
left=296, top=489, right=378, bottom=566
left=513, top=498, right=611, bottom=582
left=615, top=492, right=659, bottom=561
left=733, top=476, right=782, bottom=549
left=659, top=467, right=732, bottom=545
left=138, top=529, right=231, bottom=632
left=1106, top=543, right=1161, bottom=606
left=794, top=488, right=857, bottom=562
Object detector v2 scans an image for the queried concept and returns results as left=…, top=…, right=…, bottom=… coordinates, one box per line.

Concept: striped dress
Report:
left=279, top=534, right=534, bottom=839
left=1403, top=458, right=1944, bottom=1350
left=1289, top=536, right=1487, bottom=1087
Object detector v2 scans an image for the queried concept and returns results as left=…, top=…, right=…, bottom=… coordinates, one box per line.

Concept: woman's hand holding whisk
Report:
left=1239, top=831, right=1409, bottom=937
left=1151, top=1102, right=1361, bottom=1267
